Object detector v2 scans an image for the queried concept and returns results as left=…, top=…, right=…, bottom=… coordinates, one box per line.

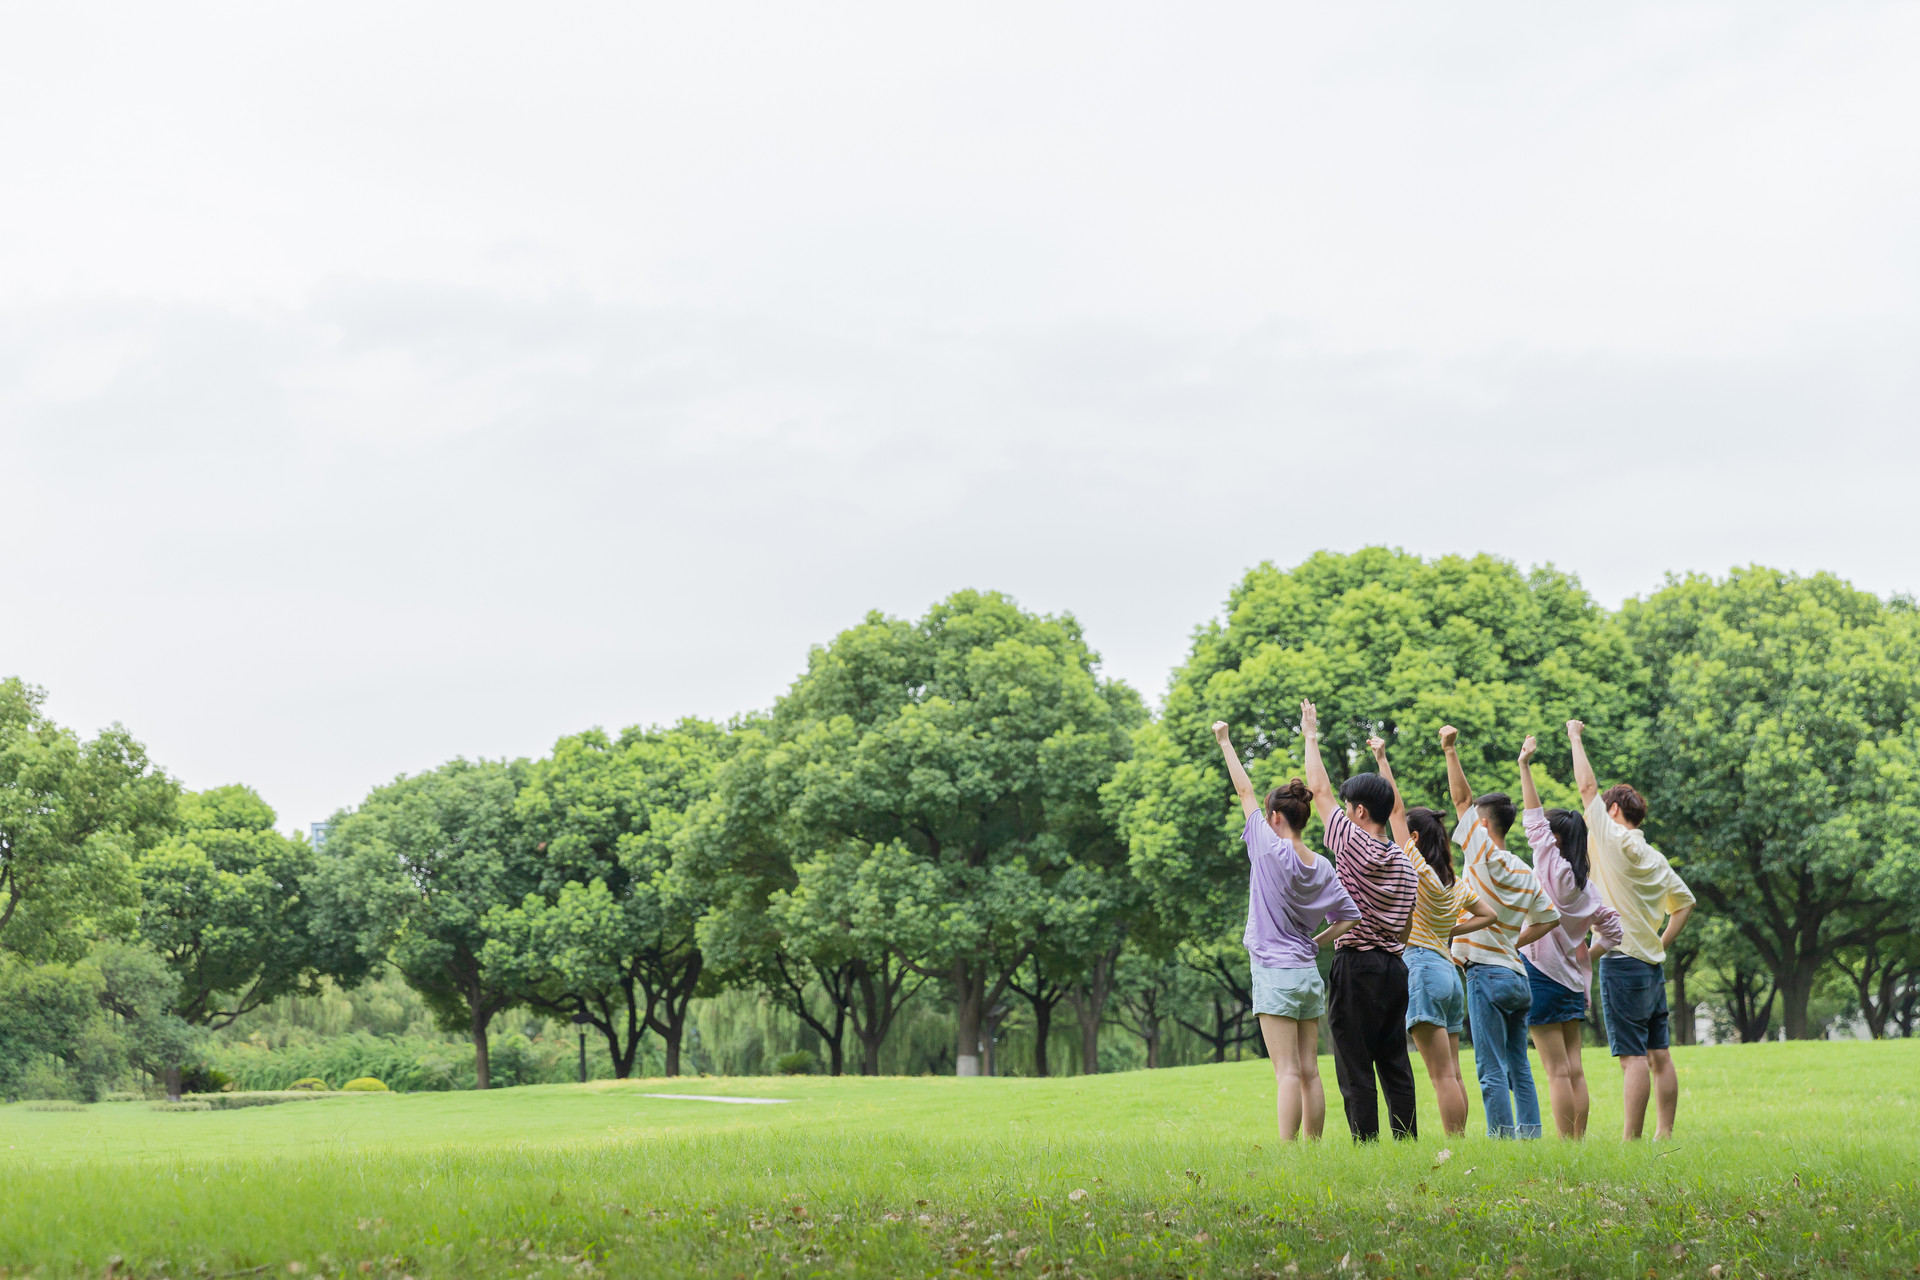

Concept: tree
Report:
left=1618, top=569, right=1920, bottom=1038
left=135, top=785, right=363, bottom=1097
left=487, top=720, right=726, bottom=1078
left=1105, top=549, right=1639, bottom=958
left=1834, top=932, right=1920, bottom=1039
left=315, top=758, right=534, bottom=1089
left=90, top=942, right=198, bottom=1088
left=0, top=678, right=177, bottom=960
left=727, top=591, right=1143, bottom=1076
left=683, top=718, right=906, bottom=1078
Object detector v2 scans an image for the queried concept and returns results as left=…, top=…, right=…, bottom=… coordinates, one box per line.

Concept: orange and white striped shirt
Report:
left=1448, top=807, right=1558, bottom=973
left=1404, top=843, right=1475, bottom=960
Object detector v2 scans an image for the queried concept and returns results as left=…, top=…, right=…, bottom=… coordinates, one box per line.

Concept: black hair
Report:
left=1405, top=806, right=1453, bottom=886
left=1545, top=807, right=1591, bottom=891
left=1338, top=772, right=1396, bottom=826
left=1474, top=791, right=1517, bottom=839
left=1264, top=779, right=1313, bottom=832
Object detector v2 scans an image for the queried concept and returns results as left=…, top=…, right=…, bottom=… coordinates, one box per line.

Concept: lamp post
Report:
left=572, top=1012, right=589, bottom=1084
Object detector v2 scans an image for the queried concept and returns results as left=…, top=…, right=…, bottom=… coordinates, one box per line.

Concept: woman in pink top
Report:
left=1517, top=735, right=1624, bottom=1140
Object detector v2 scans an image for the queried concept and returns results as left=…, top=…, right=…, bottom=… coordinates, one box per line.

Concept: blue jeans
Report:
left=1465, top=964, right=1542, bottom=1139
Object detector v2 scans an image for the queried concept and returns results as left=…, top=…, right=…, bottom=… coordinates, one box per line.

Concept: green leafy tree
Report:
left=722, top=591, right=1143, bottom=1076
left=1106, top=549, right=1638, bottom=942
left=315, top=758, right=535, bottom=1089
left=135, top=785, right=362, bottom=1096
left=486, top=720, right=726, bottom=1078
left=90, top=941, right=198, bottom=1087
left=1617, top=568, right=1920, bottom=1038
left=0, top=678, right=178, bottom=959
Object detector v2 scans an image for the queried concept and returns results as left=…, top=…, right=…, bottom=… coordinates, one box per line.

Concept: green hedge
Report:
left=204, top=1031, right=573, bottom=1092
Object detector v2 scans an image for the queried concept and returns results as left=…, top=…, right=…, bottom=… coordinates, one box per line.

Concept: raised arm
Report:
left=1368, top=735, right=1411, bottom=847
left=1567, top=720, right=1599, bottom=807
left=1439, top=724, right=1473, bottom=820
left=1212, top=721, right=1260, bottom=820
left=1517, top=735, right=1543, bottom=811
left=1300, top=700, right=1339, bottom=824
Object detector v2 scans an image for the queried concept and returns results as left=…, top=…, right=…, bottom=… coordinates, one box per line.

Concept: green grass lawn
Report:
left=3, top=1041, right=1916, bottom=1279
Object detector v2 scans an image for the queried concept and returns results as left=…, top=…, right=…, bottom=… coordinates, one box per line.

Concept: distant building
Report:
left=310, top=822, right=332, bottom=851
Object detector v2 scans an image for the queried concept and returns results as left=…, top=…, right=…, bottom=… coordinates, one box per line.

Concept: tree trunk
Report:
left=981, top=1002, right=1009, bottom=1076
left=1671, top=952, right=1696, bottom=1046
left=471, top=1004, right=492, bottom=1090
left=1032, top=996, right=1052, bottom=1077
left=1065, top=942, right=1121, bottom=1075
left=1780, top=967, right=1818, bottom=1040
left=165, top=1063, right=183, bottom=1103
left=953, top=964, right=985, bottom=1077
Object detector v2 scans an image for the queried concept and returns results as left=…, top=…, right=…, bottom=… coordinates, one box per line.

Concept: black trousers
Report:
left=1327, top=948, right=1418, bottom=1141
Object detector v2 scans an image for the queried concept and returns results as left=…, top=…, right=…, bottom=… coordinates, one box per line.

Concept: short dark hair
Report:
left=1406, top=806, right=1453, bottom=886
left=1601, top=783, right=1647, bottom=826
left=1339, top=773, right=1395, bottom=825
left=1474, top=791, right=1517, bottom=839
left=1264, top=778, right=1313, bottom=832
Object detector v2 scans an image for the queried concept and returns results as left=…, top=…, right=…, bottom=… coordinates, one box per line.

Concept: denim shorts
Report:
left=1403, top=945, right=1465, bottom=1035
left=1599, top=954, right=1669, bottom=1057
left=1251, top=961, right=1327, bottom=1021
left=1523, top=956, right=1587, bottom=1026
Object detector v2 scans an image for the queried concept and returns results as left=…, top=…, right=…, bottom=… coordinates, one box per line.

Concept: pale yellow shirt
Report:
left=1584, top=794, right=1695, bottom=966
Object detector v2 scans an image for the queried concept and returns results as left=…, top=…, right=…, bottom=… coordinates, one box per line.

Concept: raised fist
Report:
left=1438, top=725, right=1458, bottom=750
left=1300, top=700, right=1319, bottom=736
left=1211, top=720, right=1231, bottom=741
left=1518, top=734, right=1537, bottom=763
left=1566, top=720, right=1585, bottom=738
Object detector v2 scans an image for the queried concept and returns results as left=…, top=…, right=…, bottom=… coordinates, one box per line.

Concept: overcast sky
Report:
left=5, top=2, right=1918, bottom=831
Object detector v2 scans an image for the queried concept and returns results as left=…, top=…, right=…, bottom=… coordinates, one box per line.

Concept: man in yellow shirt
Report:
left=1567, top=720, right=1696, bottom=1141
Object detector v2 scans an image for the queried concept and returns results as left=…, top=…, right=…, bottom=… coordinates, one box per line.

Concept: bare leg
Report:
left=1448, top=1033, right=1468, bottom=1132
left=1297, top=1015, right=1325, bottom=1139
left=1260, top=1014, right=1305, bottom=1141
left=1529, top=1022, right=1580, bottom=1139
left=1649, top=1047, right=1677, bottom=1139
left=1619, top=1054, right=1650, bottom=1139
left=1411, top=1023, right=1467, bottom=1136
left=1562, top=1023, right=1590, bottom=1137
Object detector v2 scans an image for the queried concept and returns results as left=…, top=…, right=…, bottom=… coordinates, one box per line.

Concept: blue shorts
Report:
left=1404, top=945, right=1465, bottom=1035
left=1523, top=956, right=1587, bottom=1026
left=1251, top=961, right=1326, bottom=1021
left=1599, top=954, right=1670, bottom=1057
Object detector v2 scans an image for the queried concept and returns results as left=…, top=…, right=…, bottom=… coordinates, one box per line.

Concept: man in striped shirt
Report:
left=1441, top=726, right=1561, bottom=1139
left=1300, top=700, right=1419, bottom=1141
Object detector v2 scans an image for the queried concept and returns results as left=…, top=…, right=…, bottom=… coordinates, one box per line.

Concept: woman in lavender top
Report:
left=1213, top=721, right=1360, bottom=1141
left=1517, top=734, right=1624, bottom=1139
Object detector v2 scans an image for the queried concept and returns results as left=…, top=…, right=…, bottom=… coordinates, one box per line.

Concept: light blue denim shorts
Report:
left=1250, top=961, right=1327, bottom=1021
left=1404, top=945, right=1466, bottom=1034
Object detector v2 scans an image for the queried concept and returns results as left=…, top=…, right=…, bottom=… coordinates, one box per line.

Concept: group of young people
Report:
left=1213, top=705, right=1695, bottom=1144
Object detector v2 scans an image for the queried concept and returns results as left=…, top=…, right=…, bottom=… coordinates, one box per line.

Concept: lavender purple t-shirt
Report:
left=1243, top=811, right=1361, bottom=969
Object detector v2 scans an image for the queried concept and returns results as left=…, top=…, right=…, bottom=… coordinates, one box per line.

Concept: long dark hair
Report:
left=1405, top=806, right=1453, bottom=886
left=1546, top=807, right=1591, bottom=890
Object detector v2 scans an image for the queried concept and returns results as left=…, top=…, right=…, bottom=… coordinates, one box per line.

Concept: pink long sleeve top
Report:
left=1520, top=807, right=1624, bottom=995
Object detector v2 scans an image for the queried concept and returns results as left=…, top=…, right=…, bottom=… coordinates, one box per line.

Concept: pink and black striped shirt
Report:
left=1324, top=810, right=1418, bottom=954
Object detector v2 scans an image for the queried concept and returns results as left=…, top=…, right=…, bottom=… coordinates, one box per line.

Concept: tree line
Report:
left=5, top=551, right=1918, bottom=1098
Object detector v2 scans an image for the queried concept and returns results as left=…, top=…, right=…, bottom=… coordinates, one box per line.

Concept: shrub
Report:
left=773, top=1050, right=816, bottom=1076
left=341, top=1077, right=388, bottom=1092
left=287, top=1077, right=329, bottom=1091
left=102, top=1091, right=147, bottom=1103
left=178, top=1065, right=232, bottom=1094
left=23, top=1100, right=86, bottom=1112
left=148, top=1100, right=211, bottom=1112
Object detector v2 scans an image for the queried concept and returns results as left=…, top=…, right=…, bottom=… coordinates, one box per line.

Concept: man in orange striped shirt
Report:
left=1440, top=726, right=1560, bottom=1140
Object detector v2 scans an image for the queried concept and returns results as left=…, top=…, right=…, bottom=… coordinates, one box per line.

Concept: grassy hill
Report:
left=3, top=1041, right=1915, bottom=1277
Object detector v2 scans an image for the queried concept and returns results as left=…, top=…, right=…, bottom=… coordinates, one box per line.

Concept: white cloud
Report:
left=2, top=2, right=1916, bottom=827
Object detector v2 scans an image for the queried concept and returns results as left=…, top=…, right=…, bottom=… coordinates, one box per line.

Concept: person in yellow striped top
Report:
left=1440, top=726, right=1561, bottom=1140
left=1367, top=737, right=1494, bottom=1138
